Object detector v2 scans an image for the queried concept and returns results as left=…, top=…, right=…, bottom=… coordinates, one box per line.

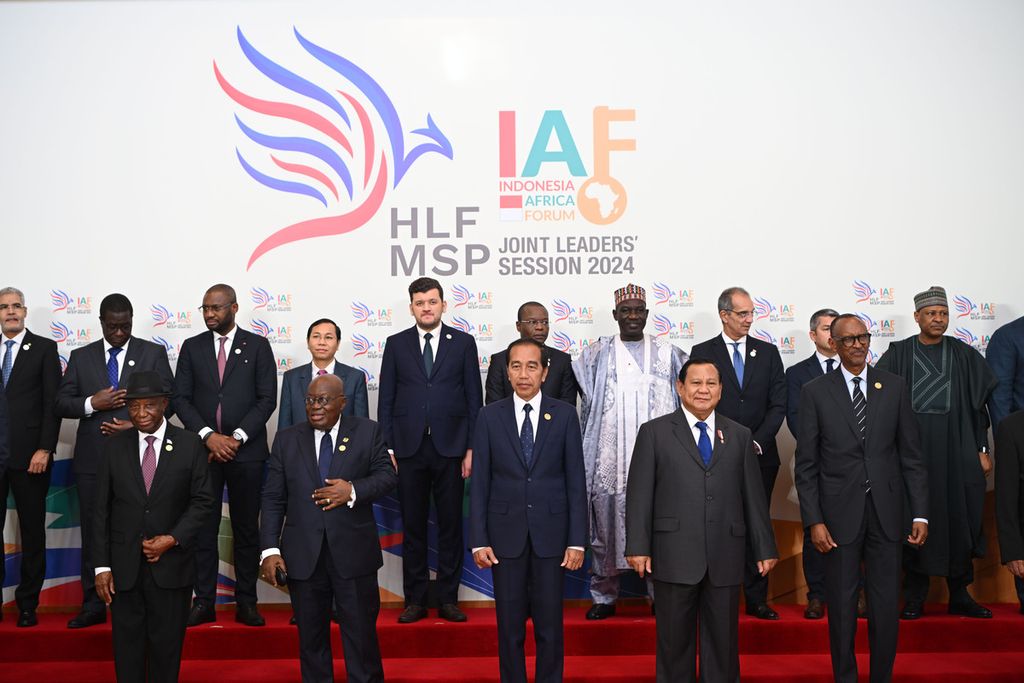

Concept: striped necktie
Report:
left=851, top=377, right=867, bottom=438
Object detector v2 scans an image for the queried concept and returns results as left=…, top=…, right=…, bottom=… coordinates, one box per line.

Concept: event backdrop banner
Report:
left=2, top=1, right=1021, bottom=606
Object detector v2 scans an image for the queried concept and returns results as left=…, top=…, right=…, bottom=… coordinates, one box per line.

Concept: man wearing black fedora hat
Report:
left=92, top=370, right=215, bottom=683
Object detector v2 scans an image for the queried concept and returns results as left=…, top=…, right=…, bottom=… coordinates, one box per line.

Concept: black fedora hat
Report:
left=123, top=371, right=171, bottom=400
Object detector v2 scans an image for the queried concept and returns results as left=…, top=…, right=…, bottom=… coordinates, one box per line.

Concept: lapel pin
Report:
left=342, top=437, right=350, bottom=443
left=165, top=443, right=173, bottom=452
left=446, top=333, right=452, bottom=340
left=234, top=348, right=241, bottom=355
left=717, top=429, right=725, bottom=444
left=544, top=413, right=551, bottom=421
left=338, top=445, right=347, bottom=452
left=874, top=382, right=882, bottom=389
left=128, top=359, right=135, bottom=367
left=22, top=343, right=31, bottom=351
left=244, top=359, right=249, bottom=364
left=750, top=349, right=757, bottom=358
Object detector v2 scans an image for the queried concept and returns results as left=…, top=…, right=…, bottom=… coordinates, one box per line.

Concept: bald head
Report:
left=306, top=373, right=346, bottom=430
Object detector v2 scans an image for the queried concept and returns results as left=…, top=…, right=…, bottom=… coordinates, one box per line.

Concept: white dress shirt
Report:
left=417, top=325, right=442, bottom=353
left=816, top=351, right=838, bottom=375
left=84, top=338, right=131, bottom=416
left=721, top=332, right=747, bottom=357
left=680, top=406, right=717, bottom=448
left=1, top=328, right=27, bottom=369
left=312, top=359, right=337, bottom=377
left=198, top=325, right=247, bottom=442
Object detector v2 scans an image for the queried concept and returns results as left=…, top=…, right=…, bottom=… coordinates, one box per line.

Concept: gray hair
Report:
left=717, top=287, right=750, bottom=313
left=809, top=308, right=840, bottom=331
left=0, top=287, right=25, bottom=304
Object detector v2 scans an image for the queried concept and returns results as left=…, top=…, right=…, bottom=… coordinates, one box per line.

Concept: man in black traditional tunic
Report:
left=876, top=286, right=996, bottom=619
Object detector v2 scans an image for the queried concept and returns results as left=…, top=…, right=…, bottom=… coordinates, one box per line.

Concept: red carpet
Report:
left=2, top=603, right=1023, bottom=681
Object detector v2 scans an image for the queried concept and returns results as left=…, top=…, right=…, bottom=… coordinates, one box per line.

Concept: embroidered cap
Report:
left=614, top=283, right=646, bottom=306
left=914, top=286, right=948, bottom=311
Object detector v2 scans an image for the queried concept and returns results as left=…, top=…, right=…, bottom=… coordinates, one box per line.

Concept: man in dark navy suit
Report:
left=377, top=277, right=483, bottom=623
left=689, top=286, right=786, bottom=620
left=485, top=301, right=578, bottom=406
left=261, top=373, right=397, bottom=683
left=173, top=284, right=277, bottom=627
left=470, top=339, right=587, bottom=683
left=55, top=292, right=174, bottom=628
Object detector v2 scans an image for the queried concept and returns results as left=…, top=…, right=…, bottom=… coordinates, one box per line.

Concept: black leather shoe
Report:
left=17, top=610, right=38, bottom=628
left=67, top=610, right=106, bottom=629
left=397, top=604, right=427, bottom=623
left=949, top=599, right=992, bottom=619
left=585, top=603, right=616, bottom=620
left=186, top=602, right=216, bottom=627
left=900, top=601, right=923, bottom=620
left=745, top=603, right=779, bottom=620
left=804, top=598, right=825, bottom=620
left=438, top=603, right=467, bottom=622
left=857, top=590, right=868, bottom=619
left=235, top=604, right=265, bottom=627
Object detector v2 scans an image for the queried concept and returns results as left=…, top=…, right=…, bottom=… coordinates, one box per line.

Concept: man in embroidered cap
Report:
left=876, top=286, right=997, bottom=620
left=573, top=283, right=687, bottom=619
left=92, top=370, right=215, bottom=683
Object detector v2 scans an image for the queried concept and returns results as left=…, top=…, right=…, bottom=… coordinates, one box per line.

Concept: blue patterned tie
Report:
left=1, top=339, right=14, bottom=388
left=696, top=421, right=713, bottom=467
left=318, top=431, right=333, bottom=483
left=107, top=348, right=121, bottom=388
left=731, top=342, right=744, bottom=386
left=521, top=404, right=534, bottom=467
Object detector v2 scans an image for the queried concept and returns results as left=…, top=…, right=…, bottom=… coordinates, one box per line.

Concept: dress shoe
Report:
left=235, top=604, right=265, bottom=626
left=585, top=603, right=616, bottom=620
left=186, top=602, right=216, bottom=627
left=949, top=598, right=992, bottom=619
left=397, top=604, right=427, bottom=623
left=17, top=610, right=38, bottom=627
left=900, top=601, right=924, bottom=620
left=439, top=603, right=468, bottom=622
left=67, top=610, right=106, bottom=629
left=803, top=598, right=825, bottom=620
left=857, top=590, right=868, bottom=619
left=745, top=603, right=779, bottom=620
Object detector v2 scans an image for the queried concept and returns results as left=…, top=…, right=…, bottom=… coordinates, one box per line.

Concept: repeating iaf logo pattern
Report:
left=50, top=321, right=91, bottom=347
left=651, top=282, right=694, bottom=308
left=450, top=316, right=474, bottom=335
left=250, top=287, right=293, bottom=312
left=58, top=354, right=69, bottom=375
left=855, top=312, right=896, bottom=339
left=350, top=301, right=393, bottom=327
left=752, top=329, right=796, bottom=355
left=952, top=294, right=995, bottom=321
left=215, top=27, right=453, bottom=269
left=250, top=319, right=293, bottom=345
left=652, top=314, right=695, bottom=340
left=852, top=280, right=895, bottom=306
left=152, top=336, right=180, bottom=363
left=550, top=332, right=598, bottom=358
left=50, top=289, right=92, bottom=314
left=358, top=366, right=379, bottom=391
left=753, top=297, right=795, bottom=323
left=954, top=327, right=990, bottom=354
left=351, top=333, right=384, bottom=359
left=550, top=298, right=593, bottom=325
left=150, top=304, right=193, bottom=329
left=277, top=357, right=294, bottom=375
left=451, top=285, right=494, bottom=310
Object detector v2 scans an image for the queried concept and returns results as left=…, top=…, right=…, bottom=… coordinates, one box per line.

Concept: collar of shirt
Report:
left=721, top=332, right=747, bottom=350
left=103, top=337, right=130, bottom=356
left=840, top=363, right=869, bottom=400
left=138, top=419, right=168, bottom=464
left=2, top=329, right=27, bottom=364
left=512, top=391, right=543, bottom=435
left=3, top=329, right=27, bottom=347
left=680, top=406, right=716, bottom=446
left=417, top=325, right=442, bottom=352
left=314, top=419, right=342, bottom=448
left=214, top=324, right=237, bottom=353
left=815, top=351, right=838, bottom=371
left=312, top=359, right=336, bottom=376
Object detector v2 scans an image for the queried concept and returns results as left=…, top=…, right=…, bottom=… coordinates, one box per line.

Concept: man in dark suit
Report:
left=378, top=277, right=483, bottom=623
left=55, top=292, right=174, bottom=628
left=279, top=318, right=369, bottom=428
left=0, top=287, right=62, bottom=627
left=626, top=358, right=777, bottom=683
left=470, top=339, right=587, bottom=683
left=485, top=301, right=578, bottom=406
left=689, top=286, right=786, bottom=619
left=172, top=283, right=277, bottom=627
left=93, top=371, right=215, bottom=683
left=260, top=373, right=397, bottom=683
left=995, top=409, right=1024, bottom=612
left=795, top=314, right=929, bottom=683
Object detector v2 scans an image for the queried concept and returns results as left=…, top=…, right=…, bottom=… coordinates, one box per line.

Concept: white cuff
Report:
left=348, top=485, right=357, bottom=508
left=260, top=548, right=281, bottom=563
left=199, top=427, right=213, bottom=439
left=95, top=567, right=111, bottom=576
left=84, top=397, right=95, bottom=417
left=233, top=429, right=248, bottom=443
left=912, top=518, right=928, bottom=524
left=568, top=546, right=585, bottom=551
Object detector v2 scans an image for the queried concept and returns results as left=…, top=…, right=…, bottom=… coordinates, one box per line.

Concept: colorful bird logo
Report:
left=350, top=301, right=372, bottom=324
left=552, top=332, right=574, bottom=352
left=451, top=285, right=474, bottom=308
left=651, top=282, right=674, bottom=305
left=753, top=297, right=776, bottom=321
left=50, top=290, right=72, bottom=312
left=551, top=299, right=575, bottom=323
left=215, top=27, right=454, bottom=269
left=953, top=295, right=976, bottom=319
left=250, top=287, right=272, bottom=309
left=653, top=314, right=673, bottom=337
left=250, top=319, right=272, bottom=337
left=151, top=305, right=172, bottom=326
left=954, top=327, right=978, bottom=345
left=451, top=316, right=474, bottom=334
left=50, top=321, right=72, bottom=342
left=852, top=280, right=876, bottom=303
left=752, top=329, right=777, bottom=345
left=351, top=333, right=372, bottom=356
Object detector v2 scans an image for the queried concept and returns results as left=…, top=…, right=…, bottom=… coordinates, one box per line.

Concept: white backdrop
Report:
left=2, top=0, right=1020, bottom=604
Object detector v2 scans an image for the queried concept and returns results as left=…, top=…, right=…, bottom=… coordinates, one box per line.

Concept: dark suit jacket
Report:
left=91, top=425, right=215, bottom=590
left=786, top=352, right=835, bottom=437
left=469, top=395, right=586, bottom=559
left=278, top=361, right=369, bottom=430
left=55, top=337, right=174, bottom=474
left=987, top=316, right=1024, bottom=429
left=0, top=390, right=9, bottom=472
left=996, top=410, right=1024, bottom=563
left=794, top=367, right=928, bottom=545
left=260, top=417, right=397, bottom=580
left=485, top=345, right=578, bottom=406
left=689, top=335, right=786, bottom=467
left=172, top=328, right=277, bottom=463
left=3, top=330, right=61, bottom=470
left=377, top=323, right=482, bottom=459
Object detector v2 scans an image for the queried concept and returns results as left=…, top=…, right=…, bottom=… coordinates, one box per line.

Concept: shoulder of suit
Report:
left=867, top=366, right=902, bottom=384
left=441, top=324, right=474, bottom=343
left=689, top=337, right=717, bottom=355
left=22, top=330, right=57, bottom=349
left=340, top=414, right=378, bottom=434
left=481, top=395, right=515, bottom=416
left=715, top=413, right=751, bottom=439
left=281, top=363, right=309, bottom=381
left=545, top=346, right=570, bottom=362
left=335, top=362, right=363, bottom=379
left=786, top=354, right=816, bottom=376
left=748, top=336, right=780, bottom=354
left=129, top=336, right=163, bottom=352
left=165, top=424, right=203, bottom=447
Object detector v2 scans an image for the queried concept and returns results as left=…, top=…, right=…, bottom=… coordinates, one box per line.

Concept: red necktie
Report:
left=216, top=336, right=227, bottom=432
left=142, top=435, right=157, bottom=494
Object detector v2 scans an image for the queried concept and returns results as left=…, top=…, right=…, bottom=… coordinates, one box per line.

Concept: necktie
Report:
left=107, top=348, right=122, bottom=388
left=521, top=404, right=534, bottom=467
left=423, top=332, right=434, bottom=377
left=825, top=358, right=835, bottom=373
left=696, top=421, right=713, bottom=467
left=216, top=337, right=227, bottom=432
left=316, top=368, right=327, bottom=376
left=731, top=342, right=744, bottom=386
left=851, top=377, right=867, bottom=438
left=1, top=339, right=14, bottom=388
left=141, top=435, right=157, bottom=494
left=318, top=431, right=333, bottom=483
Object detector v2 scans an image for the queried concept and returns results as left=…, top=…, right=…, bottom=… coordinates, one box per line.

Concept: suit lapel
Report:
left=865, top=368, right=883, bottom=447
left=707, top=417, right=727, bottom=471
left=670, top=410, right=706, bottom=470
left=499, top=399, right=527, bottom=468
left=222, top=329, right=247, bottom=384
left=298, top=423, right=321, bottom=485
left=405, top=327, right=428, bottom=379
left=5, top=330, right=35, bottom=389
left=122, top=429, right=148, bottom=499
left=120, top=337, right=143, bottom=388
left=430, top=324, right=453, bottom=379
left=330, top=417, right=354, bottom=479
left=200, top=331, right=220, bottom=386
left=146, top=426, right=177, bottom=500
left=712, top=337, right=741, bottom=393
left=530, top=398, right=556, bottom=472
left=89, top=340, right=109, bottom=387
left=825, top=371, right=862, bottom=443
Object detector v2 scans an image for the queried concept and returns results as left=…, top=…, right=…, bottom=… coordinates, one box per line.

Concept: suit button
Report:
left=705, top=472, right=711, bottom=478
left=706, top=496, right=713, bottom=501
left=427, top=383, right=432, bottom=388
left=218, top=393, right=223, bottom=398
left=527, top=478, right=532, bottom=483
left=527, top=504, right=533, bottom=509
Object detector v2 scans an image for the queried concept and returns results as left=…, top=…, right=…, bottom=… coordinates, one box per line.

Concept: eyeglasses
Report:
left=727, top=310, right=754, bottom=320
left=304, top=395, right=343, bottom=407
left=835, top=333, right=872, bottom=348
left=198, top=303, right=234, bottom=313
left=518, top=319, right=549, bottom=326
left=0, top=303, right=25, bottom=312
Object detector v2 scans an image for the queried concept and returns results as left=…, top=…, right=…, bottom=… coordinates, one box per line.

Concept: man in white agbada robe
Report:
left=573, top=284, right=687, bottom=618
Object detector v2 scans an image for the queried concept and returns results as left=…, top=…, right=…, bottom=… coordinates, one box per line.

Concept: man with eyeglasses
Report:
left=0, top=287, right=62, bottom=627
left=875, top=286, right=996, bottom=620
left=173, top=283, right=277, bottom=627
left=573, top=283, right=687, bottom=619
left=485, top=301, right=578, bottom=406
left=261, top=373, right=396, bottom=683
left=795, top=313, right=928, bottom=683
left=690, top=286, right=786, bottom=620
left=55, top=292, right=174, bottom=628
